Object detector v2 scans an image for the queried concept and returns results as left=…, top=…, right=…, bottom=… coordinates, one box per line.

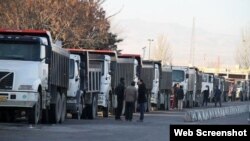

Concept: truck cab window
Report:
left=40, top=45, right=46, bottom=61
left=202, top=75, right=208, bottom=82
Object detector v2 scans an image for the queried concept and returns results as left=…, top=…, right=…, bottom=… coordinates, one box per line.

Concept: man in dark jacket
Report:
left=214, top=85, right=222, bottom=107
left=202, top=85, right=209, bottom=107
left=115, top=77, right=125, bottom=120
left=173, top=83, right=178, bottom=109
left=137, top=79, right=146, bottom=122
left=177, top=84, right=184, bottom=110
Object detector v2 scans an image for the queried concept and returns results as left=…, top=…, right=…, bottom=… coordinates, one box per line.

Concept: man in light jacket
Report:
left=124, top=81, right=138, bottom=121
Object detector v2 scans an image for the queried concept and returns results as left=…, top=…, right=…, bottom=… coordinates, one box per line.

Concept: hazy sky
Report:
left=103, top=0, right=250, bottom=67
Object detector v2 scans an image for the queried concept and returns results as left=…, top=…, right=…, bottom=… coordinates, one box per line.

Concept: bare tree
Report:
left=152, top=34, right=172, bottom=65
left=236, top=26, right=250, bottom=69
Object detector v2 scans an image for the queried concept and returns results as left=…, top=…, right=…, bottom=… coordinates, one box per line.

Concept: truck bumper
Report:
left=0, top=91, right=38, bottom=108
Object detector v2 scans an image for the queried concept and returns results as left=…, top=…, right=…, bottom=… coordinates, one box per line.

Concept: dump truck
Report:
left=0, top=30, right=69, bottom=124
left=67, top=49, right=105, bottom=119
left=140, top=60, right=161, bottom=111
left=172, top=66, right=202, bottom=108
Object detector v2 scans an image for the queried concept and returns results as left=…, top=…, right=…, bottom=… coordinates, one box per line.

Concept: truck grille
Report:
left=0, top=72, right=14, bottom=90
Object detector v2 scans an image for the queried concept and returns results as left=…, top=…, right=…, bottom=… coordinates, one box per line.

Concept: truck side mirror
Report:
left=186, top=74, right=189, bottom=78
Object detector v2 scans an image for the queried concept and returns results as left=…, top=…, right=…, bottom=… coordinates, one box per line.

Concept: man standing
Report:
left=115, top=77, right=125, bottom=120
left=202, top=85, right=209, bottom=107
left=177, top=84, right=184, bottom=110
left=124, top=81, right=138, bottom=121
left=173, top=83, right=178, bottom=109
left=214, top=85, right=222, bottom=107
left=137, top=79, right=146, bottom=122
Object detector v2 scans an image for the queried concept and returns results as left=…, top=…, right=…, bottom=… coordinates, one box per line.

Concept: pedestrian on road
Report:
left=124, top=81, right=138, bottom=121
left=202, top=85, right=209, bottom=107
left=115, top=77, right=125, bottom=120
left=214, top=85, right=222, bottom=107
left=137, top=79, right=147, bottom=122
left=177, top=84, right=184, bottom=110
left=173, top=83, right=179, bottom=109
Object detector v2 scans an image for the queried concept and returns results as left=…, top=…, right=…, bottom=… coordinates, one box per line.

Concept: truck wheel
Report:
left=49, top=92, right=61, bottom=124
left=60, top=93, right=66, bottom=123
left=157, top=93, right=161, bottom=110
left=89, top=95, right=97, bottom=119
left=28, top=93, right=41, bottom=124
left=41, top=109, right=49, bottom=123
left=146, top=94, right=151, bottom=112
left=72, top=96, right=84, bottom=120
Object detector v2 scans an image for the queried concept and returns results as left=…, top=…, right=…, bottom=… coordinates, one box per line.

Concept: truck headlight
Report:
left=18, top=85, right=33, bottom=90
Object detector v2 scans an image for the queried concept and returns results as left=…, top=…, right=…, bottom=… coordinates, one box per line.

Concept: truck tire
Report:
left=88, top=95, right=97, bottom=119
left=157, top=93, right=161, bottom=110
left=41, top=109, right=49, bottom=123
left=72, top=96, right=84, bottom=120
left=146, top=94, right=151, bottom=112
left=28, top=93, right=41, bottom=124
left=49, top=91, right=61, bottom=124
left=60, top=93, right=66, bottom=123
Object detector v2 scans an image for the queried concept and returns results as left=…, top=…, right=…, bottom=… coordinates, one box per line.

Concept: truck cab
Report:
left=0, top=34, right=48, bottom=110
left=172, top=67, right=188, bottom=97
left=201, top=73, right=214, bottom=98
left=98, top=55, right=111, bottom=117
left=67, top=54, right=84, bottom=119
left=0, top=30, right=69, bottom=124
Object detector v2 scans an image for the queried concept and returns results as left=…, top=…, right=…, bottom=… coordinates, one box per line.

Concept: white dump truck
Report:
left=172, top=66, right=202, bottom=108
left=67, top=49, right=105, bottom=119
left=0, top=30, right=69, bottom=124
left=140, top=60, right=161, bottom=111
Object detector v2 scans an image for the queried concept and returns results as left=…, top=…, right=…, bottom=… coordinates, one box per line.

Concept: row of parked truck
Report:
left=0, top=30, right=249, bottom=124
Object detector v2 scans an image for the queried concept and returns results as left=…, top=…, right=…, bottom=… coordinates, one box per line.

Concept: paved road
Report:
left=0, top=108, right=249, bottom=141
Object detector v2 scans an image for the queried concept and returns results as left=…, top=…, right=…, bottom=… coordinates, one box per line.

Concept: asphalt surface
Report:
left=0, top=102, right=249, bottom=141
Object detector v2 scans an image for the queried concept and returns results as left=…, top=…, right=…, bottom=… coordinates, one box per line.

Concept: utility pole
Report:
left=142, top=46, right=146, bottom=60
left=189, top=17, right=196, bottom=66
left=148, top=39, right=153, bottom=60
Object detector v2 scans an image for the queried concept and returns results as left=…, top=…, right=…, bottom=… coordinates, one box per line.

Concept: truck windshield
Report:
left=172, top=70, right=185, bottom=82
left=0, top=42, right=40, bottom=61
left=202, top=75, right=208, bottom=82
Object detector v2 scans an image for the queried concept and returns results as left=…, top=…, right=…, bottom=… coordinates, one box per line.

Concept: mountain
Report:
left=111, top=19, right=240, bottom=67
